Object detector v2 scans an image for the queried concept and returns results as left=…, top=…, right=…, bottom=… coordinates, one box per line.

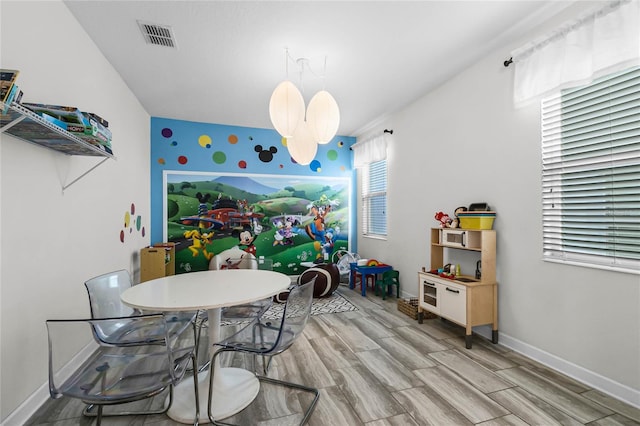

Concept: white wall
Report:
left=0, top=1, right=151, bottom=422
left=357, top=2, right=639, bottom=408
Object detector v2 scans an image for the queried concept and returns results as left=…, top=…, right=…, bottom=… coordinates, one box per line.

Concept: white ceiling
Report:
left=63, top=1, right=574, bottom=137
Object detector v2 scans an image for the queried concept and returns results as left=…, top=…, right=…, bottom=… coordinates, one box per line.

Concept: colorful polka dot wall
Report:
left=150, top=117, right=356, bottom=246
left=152, top=117, right=354, bottom=176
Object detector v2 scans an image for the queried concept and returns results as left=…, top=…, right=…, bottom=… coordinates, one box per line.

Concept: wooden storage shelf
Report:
left=418, top=228, right=498, bottom=349
left=140, top=243, right=176, bottom=283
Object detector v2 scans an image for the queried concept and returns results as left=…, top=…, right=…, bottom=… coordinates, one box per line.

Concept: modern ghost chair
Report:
left=199, top=255, right=276, bottom=372
left=214, top=255, right=274, bottom=321
left=84, top=269, right=195, bottom=345
left=207, top=278, right=319, bottom=425
left=46, top=314, right=200, bottom=425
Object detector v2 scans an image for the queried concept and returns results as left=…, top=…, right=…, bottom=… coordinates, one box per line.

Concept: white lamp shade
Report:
left=306, top=90, right=340, bottom=144
left=269, top=80, right=305, bottom=138
left=286, top=120, right=318, bottom=165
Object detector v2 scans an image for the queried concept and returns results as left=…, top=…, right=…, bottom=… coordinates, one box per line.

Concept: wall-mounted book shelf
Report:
left=0, top=101, right=115, bottom=190
left=0, top=102, right=114, bottom=157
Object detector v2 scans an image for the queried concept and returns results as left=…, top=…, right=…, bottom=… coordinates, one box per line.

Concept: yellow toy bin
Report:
left=458, top=211, right=496, bottom=229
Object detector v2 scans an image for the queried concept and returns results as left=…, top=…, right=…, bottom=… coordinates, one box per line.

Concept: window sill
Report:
left=543, top=257, right=640, bottom=275
left=363, top=234, right=387, bottom=241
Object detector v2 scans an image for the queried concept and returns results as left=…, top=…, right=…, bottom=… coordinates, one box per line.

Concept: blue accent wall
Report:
left=150, top=117, right=357, bottom=254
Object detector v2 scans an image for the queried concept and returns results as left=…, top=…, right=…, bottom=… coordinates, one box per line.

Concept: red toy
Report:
left=434, top=211, right=452, bottom=228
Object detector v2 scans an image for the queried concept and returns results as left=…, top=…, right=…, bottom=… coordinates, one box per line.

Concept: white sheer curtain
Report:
left=352, top=133, right=388, bottom=168
left=511, top=0, right=640, bottom=107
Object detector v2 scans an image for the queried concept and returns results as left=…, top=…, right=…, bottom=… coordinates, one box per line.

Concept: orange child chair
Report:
left=375, top=269, right=400, bottom=300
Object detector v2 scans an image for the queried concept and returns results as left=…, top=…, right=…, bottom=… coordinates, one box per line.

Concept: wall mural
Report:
left=164, top=171, right=350, bottom=275
left=150, top=117, right=356, bottom=274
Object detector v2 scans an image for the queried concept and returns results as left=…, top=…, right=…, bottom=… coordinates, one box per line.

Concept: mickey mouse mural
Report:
left=234, top=228, right=257, bottom=257
left=305, top=194, right=340, bottom=261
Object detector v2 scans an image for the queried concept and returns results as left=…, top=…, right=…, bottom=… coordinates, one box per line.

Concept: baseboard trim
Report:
left=1, top=342, right=95, bottom=426
left=494, top=329, right=640, bottom=409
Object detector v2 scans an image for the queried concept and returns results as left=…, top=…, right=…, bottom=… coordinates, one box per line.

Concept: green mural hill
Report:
left=170, top=180, right=269, bottom=204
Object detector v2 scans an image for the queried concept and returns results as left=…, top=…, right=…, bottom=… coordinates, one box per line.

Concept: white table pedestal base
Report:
left=166, top=306, right=260, bottom=423
left=167, top=367, right=259, bottom=423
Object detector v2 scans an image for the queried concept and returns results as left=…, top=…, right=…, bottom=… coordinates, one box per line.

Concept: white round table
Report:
left=121, top=269, right=290, bottom=424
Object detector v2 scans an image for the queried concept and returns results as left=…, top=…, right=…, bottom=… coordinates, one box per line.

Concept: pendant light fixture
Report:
left=306, top=90, right=340, bottom=144
left=269, top=80, right=305, bottom=139
left=269, top=50, right=340, bottom=164
left=287, top=120, right=318, bottom=165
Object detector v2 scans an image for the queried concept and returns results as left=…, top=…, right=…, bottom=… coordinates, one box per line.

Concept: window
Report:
left=541, top=66, right=640, bottom=273
left=362, top=159, right=387, bottom=237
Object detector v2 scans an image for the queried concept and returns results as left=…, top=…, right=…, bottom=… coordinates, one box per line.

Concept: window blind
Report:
left=362, top=160, right=387, bottom=237
left=541, top=66, right=640, bottom=273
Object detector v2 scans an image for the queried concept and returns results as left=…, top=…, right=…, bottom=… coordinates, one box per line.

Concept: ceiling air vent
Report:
left=137, top=20, right=177, bottom=48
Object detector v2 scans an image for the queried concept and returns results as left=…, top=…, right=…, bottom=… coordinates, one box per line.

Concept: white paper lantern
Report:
left=269, top=80, right=305, bottom=138
left=286, top=120, right=318, bottom=165
left=306, top=90, right=340, bottom=144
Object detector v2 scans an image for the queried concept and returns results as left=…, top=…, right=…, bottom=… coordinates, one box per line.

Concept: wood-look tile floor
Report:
left=26, top=286, right=640, bottom=425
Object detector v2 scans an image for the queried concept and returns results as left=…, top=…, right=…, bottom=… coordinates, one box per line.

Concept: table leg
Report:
left=167, top=307, right=260, bottom=424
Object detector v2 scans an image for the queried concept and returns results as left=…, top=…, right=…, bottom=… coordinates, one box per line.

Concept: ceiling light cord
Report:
left=285, top=48, right=290, bottom=79
left=322, top=56, right=327, bottom=91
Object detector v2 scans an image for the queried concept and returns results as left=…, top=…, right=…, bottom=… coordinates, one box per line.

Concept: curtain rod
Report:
left=503, top=0, right=628, bottom=68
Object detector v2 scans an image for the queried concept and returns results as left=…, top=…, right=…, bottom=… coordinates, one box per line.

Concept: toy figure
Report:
left=435, top=211, right=452, bottom=228
left=450, top=206, right=468, bottom=228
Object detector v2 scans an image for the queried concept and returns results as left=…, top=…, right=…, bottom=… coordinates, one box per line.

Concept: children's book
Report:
left=2, top=84, right=19, bottom=114
left=1, top=69, right=20, bottom=105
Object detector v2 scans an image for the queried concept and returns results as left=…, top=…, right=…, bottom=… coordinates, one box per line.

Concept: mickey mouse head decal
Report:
left=254, top=145, right=277, bottom=162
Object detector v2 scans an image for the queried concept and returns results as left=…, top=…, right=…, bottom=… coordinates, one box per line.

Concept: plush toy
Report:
left=450, top=206, right=468, bottom=228
left=434, top=211, right=452, bottom=228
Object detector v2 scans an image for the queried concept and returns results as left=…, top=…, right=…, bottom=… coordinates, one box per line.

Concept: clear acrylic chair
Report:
left=206, top=279, right=319, bottom=425
left=84, top=269, right=195, bottom=345
left=221, top=256, right=273, bottom=320
left=46, top=314, right=200, bottom=425
left=206, top=255, right=274, bottom=322
left=198, top=257, right=275, bottom=372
